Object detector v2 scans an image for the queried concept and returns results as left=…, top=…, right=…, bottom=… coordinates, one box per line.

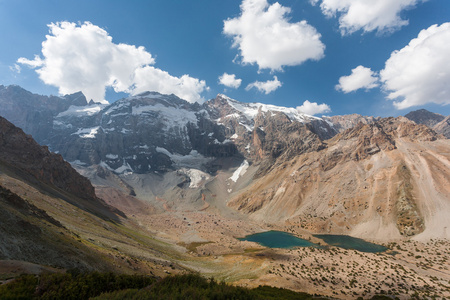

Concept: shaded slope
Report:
left=0, top=116, right=123, bottom=221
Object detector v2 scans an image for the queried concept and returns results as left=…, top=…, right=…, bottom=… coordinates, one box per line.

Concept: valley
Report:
left=0, top=85, right=449, bottom=299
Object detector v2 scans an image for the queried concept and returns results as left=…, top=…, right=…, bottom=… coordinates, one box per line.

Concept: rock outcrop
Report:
left=433, top=116, right=450, bottom=138
left=324, top=114, right=379, bottom=133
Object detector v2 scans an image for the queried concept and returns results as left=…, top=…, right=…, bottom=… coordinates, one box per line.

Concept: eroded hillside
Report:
left=229, top=117, right=450, bottom=241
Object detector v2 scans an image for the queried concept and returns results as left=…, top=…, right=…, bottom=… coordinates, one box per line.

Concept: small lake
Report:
left=314, top=234, right=388, bottom=253
left=239, top=231, right=388, bottom=253
left=238, top=231, right=318, bottom=249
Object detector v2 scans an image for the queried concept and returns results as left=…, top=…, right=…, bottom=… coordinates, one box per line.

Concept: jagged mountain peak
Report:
left=62, top=91, right=88, bottom=106
left=211, top=93, right=320, bottom=123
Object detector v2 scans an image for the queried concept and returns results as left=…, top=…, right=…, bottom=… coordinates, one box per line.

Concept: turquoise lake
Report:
left=314, top=234, right=388, bottom=253
left=239, top=231, right=387, bottom=253
left=238, top=231, right=318, bottom=249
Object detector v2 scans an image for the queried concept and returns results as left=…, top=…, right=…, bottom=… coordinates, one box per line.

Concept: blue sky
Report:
left=1, top=0, right=449, bottom=117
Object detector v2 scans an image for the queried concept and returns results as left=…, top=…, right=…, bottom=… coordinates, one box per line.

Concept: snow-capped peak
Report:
left=216, top=94, right=319, bottom=123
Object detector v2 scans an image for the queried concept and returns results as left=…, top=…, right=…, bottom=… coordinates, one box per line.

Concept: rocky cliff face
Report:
left=324, top=114, right=379, bottom=133
left=0, top=85, right=89, bottom=143
left=434, top=116, right=450, bottom=138
left=229, top=117, right=450, bottom=240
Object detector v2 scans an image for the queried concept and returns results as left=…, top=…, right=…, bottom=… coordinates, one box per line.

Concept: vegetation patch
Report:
left=178, top=241, right=212, bottom=253
left=395, top=163, right=424, bottom=236
left=0, top=271, right=156, bottom=300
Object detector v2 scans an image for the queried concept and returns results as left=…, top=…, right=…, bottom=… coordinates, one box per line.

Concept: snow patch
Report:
left=121, top=128, right=131, bottom=134
left=155, top=147, right=212, bottom=168
left=245, top=143, right=251, bottom=153
left=223, top=113, right=241, bottom=119
left=70, top=160, right=87, bottom=166
left=53, top=120, right=73, bottom=129
left=220, top=94, right=320, bottom=123
left=180, top=168, right=211, bottom=188
left=229, top=160, right=249, bottom=183
left=213, top=139, right=232, bottom=144
left=115, top=162, right=133, bottom=175
left=57, top=104, right=104, bottom=118
left=239, top=122, right=253, bottom=132
left=104, top=100, right=131, bottom=115
left=132, top=104, right=197, bottom=129
left=100, top=160, right=133, bottom=175
left=72, top=126, right=100, bottom=138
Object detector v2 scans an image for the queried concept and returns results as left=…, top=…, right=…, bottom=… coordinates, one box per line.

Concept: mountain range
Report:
left=0, top=85, right=449, bottom=298
left=1, top=84, right=449, bottom=241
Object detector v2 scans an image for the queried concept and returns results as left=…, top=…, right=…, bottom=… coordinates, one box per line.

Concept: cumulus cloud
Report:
left=223, top=0, right=325, bottom=71
left=336, top=65, right=379, bottom=93
left=245, top=76, right=282, bottom=94
left=218, top=73, right=242, bottom=89
left=312, top=0, right=424, bottom=35
left=18, top=22, right=207, bottom=103
left=380, top=23, right=450, bottom=109
left=296, top=100, right=331, bottom=116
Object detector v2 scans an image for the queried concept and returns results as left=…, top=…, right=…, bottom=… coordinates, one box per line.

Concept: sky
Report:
left=0, top=0, right=450, bottom=117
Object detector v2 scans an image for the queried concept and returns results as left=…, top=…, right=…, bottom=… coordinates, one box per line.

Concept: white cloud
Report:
left=18, top=22, right=208, bottom=103
left=218, top=73, right=242, bottom=89
left=17, top=55, right=43, bottom=68
left=223, top=0, right=325, bottom=71
left=380, top=23, right=450, bottom=109
left=132, top=66, right=207, bottom=104
left=245, top=76, right=282, bottom=94
left=336, top=65, right=379, bottom=93
left=296, top=100, right=331, bottom=116
left=9, top=64, right=21, bottom=74
left=312, top=0, right=424, bottom=35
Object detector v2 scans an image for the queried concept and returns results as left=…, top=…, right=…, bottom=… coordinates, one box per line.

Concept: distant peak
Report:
left=216, top=93, right=237, bottom=102
left=404, top=108, right=445, bottom=128
left=136, top=91, right=162, bottom=97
